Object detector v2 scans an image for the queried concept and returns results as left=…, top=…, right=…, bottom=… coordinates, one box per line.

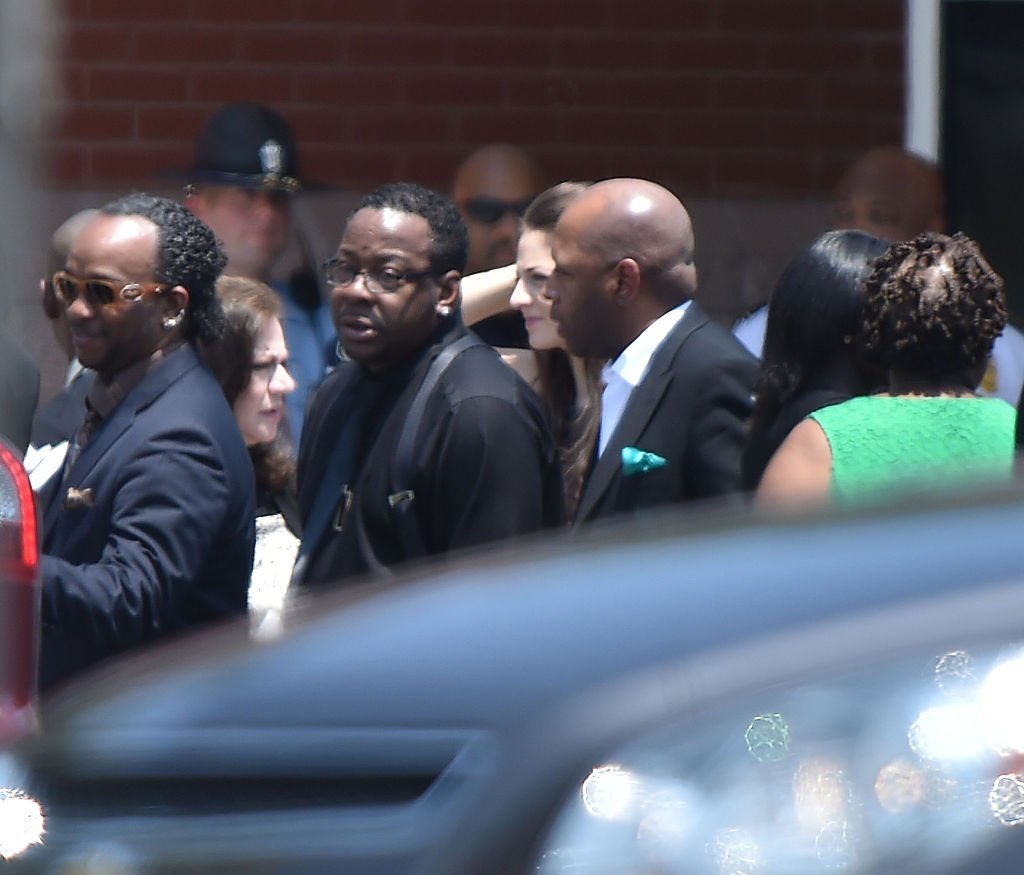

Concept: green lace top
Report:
left=809, top=395, right=1017, bottom=502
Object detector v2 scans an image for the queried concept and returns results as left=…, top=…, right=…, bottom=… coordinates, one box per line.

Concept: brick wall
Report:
left=53, top=0, right=904, bottom=198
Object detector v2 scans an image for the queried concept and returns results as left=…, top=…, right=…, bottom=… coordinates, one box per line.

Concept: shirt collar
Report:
left=86, top=342, right=185, bottom=419
left=603, top=301, right=691, bottom=389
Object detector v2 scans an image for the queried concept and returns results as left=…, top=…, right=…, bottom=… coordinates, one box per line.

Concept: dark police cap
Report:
left=178, top=102, right=305, bottom=192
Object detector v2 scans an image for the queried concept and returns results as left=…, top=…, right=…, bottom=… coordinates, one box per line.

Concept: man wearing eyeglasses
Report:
left=36, top=194, right=255, bottom=691
left=293, top=182, right=565, bottom=587
left=452, top=143, right=543, bottom=349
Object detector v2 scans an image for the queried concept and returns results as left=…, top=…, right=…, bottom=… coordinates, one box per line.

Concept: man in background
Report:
left=182, top=102, right=334, bottom=444
left=734, top=146, right=1024, bottom=406
left=452, top=143, right=543, bottom=349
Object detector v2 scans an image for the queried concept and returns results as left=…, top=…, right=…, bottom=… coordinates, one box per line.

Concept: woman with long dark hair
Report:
left=742, top=229, right=889, bottom=488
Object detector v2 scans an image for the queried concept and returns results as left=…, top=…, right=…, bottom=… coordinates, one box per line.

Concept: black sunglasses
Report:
left=460, top=196, right=534, bottom=225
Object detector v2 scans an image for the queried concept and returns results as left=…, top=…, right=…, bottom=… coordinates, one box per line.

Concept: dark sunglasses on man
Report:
left=460, top=195, right=533, bottom=225
left=52, top=271, right=169, bottom=308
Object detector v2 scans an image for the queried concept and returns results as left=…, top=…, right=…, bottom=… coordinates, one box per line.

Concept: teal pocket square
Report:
left=621, top=446, right=667, bottom=476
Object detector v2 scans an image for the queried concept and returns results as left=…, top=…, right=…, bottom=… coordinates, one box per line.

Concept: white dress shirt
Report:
left=598, top=301, right=691, bottom=457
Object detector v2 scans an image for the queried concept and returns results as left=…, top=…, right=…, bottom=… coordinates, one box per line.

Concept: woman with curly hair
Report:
left=757, top=232, right=1016, bottom=506
left=200, top=276, right=298, bottom=637
left=742, top=229, right=889, bottom=489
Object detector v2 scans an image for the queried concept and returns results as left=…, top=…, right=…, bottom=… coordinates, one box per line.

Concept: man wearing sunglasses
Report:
left=293, top=182, right=565, bottom=587
left=36, top=194, right=256, bottom=691
left=452, top=143, right=543, bottom=349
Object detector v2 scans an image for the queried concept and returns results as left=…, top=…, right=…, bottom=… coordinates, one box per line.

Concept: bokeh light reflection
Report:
left=580, top=764, right=637, bottom=821
left=988, top=773, right=1024, bottom=826
left=934, top=649, right=977, bottom=698
left=873, top=760, right=925, bottom=812
left=978, top=651, right=1024, bottom=755
left=908, top=701, right=987, bottom=761
left=815, top=820, right=856, bottom=870
left=793, top=757, right=849, bottom=832
left=0, top=787, right=44, bottom=859
left=709, top=827, right=760, bottom=875
left=744, top=713, right=790, bottom=763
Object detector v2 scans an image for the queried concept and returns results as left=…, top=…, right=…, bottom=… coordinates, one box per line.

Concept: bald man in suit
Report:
left=546, top=178, right=756, bottom=525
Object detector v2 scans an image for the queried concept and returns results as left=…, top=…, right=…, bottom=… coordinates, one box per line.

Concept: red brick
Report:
left=456, top=108, right=561, bottom=143
left=303, top=146, right=401, bottom=189
left=195, top=0, right=297, bottom=23
left=761, top=38, right=868, bottom=73
left=294, top=69, right=402, bottom=106
left=556, top=33, right=668, bottom=69
left=61, top=23, right=135, bottom=63
left=62, top=66, right=88, bottom=101
left=403, top=0, right=511, bottom=27
left=188, top=68, right=293, bottom=103
left=279, top=107, right=351, bottom=146
left=716, top=0, right=822, bottom=33
left=716, top=150, right=818, bottom=193
left=821, top=77, right=903, bottom=114
left=665, top=35, right=766, bottom=71
left=715, top=75, right=816, bottom=110
left=85, top=67, right=189, bottom=101
left=617, top=74, right=714, bottom=110
left=136, top=106, right=215, bottom=141
left=666, top=111, right=767, bottom=149
left=562, top=109, right=667, bottom=147
left=345, top=107, right=453, bottom=145
left=44, top=143, right=87, bottom=186
left=610, top=0, right=713, bottom=30
left=509, top=0, right=613, bottom=28
left=57, top=104, right=136, bottom=140
left=869, top=40, right=903, bottom=75
left=85, top=0, right=189, bottom=21
left=130, top=26, right=240, bottom=63
left=90, top=144, right=184, bottom=184
left=348, top=30, right=449, bottom=65
left=239, top=29, right=344, bottom=65
left=503, top=71, right=606, bottom=109
left=400, top=148, right=473, bottom=189
left=445, top=31, right=554, bottom=67
left=823, top=2, right=903, bottom=31
left=533, top=147, right=619, bottom=186
left=294, top=0, right=404, bottom=24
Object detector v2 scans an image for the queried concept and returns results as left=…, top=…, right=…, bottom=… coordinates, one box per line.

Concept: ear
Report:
left=437, top=270, right=461, bottom=312
left=163, top=285, right=190, bottom=320
left=612, top=257, right=641, bottom=305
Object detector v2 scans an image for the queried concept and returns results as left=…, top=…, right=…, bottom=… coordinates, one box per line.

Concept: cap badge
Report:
left=258, top=139, right=284, bottom=176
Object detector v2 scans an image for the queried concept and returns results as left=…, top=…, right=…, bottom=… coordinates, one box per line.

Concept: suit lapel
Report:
left=575, top=304, right=710, bottom=523
left=42, top=347, right=201, bottom=537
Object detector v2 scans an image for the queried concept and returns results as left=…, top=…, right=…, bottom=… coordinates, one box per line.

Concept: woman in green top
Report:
left=758, top=231, right=1015, bottom=506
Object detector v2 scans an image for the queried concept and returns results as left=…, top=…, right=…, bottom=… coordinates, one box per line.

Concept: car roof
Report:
left=38, top=485, right=1024, bottom=735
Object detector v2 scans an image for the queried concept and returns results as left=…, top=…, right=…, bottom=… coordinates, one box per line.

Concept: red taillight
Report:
left=0, top=441, right=36, bottom=583
left=0, top=440, right=39, bottom=742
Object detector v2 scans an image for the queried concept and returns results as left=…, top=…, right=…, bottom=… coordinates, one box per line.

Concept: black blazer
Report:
left=574, top=302, right=757, bottom=526
left=38, top=345, right=256, bottom=690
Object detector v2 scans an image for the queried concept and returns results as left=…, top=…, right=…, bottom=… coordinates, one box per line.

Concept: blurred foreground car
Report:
left=0, top=438, right=42, bottom=861
left=9, top=487, right=1024, bottom=873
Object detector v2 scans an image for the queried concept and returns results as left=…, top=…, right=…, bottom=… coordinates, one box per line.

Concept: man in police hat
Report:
left=182, top=102, right=334, bottom=444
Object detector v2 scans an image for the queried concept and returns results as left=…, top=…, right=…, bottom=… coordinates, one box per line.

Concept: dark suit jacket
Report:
left=30, top=365, right=94, bottom=448
left=0, top=333, right=40, bottom=455
left=574, top=302, right=757, bottom=525
left=37, top=345, right=256, bottom=691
